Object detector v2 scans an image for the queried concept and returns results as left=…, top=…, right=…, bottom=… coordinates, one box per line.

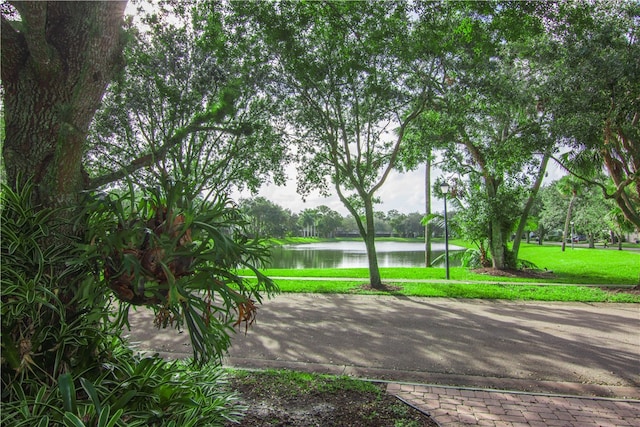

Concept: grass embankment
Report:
left=242, top=240, right=640, bottom=302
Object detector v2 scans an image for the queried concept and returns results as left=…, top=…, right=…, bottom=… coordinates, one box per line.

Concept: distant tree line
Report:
left=238, top=197, right=432, bottom=240
left=243, top=174, right=637, bottom=253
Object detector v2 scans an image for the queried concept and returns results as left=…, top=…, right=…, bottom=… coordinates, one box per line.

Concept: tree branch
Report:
left=0, top=14, right=27, bottom=81
left=191, top=124, right=248, bottom=135
left=551, top=154, right=614, bottom=197
left=371, top=97, right=427, bottom=196
left=10, top=1, right=59, bottom=74
left=88, top=110, right=230, bottom=189
left=551, top=154, right=640, bottom=226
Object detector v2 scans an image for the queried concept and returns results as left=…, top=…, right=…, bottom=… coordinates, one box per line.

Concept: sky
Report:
left=232, top=159, right=568, bottom=217
left=233, top=164, right=432, bottom=216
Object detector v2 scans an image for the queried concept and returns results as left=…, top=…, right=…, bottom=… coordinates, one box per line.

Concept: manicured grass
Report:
left=518, top=244, right=640, bottom=285
left=258, top=279, right=639, bottom=302
left=240, top=240, right=640, bottom=302
left=265, top=236, right=324, bottom=246
left=255, top=241, right=639, bottom=286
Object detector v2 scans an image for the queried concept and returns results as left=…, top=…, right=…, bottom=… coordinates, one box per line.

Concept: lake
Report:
left=267, top=241, right=464, bottom=269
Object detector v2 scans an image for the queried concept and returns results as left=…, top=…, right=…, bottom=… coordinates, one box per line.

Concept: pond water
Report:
left=267, top=241, right=464, bottom=269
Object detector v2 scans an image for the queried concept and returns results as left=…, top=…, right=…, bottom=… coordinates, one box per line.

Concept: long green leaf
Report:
left=105, top=408, right=124, bottom=427
left=63, top=412, right=86, bottom=427
left=79, top=377, right=102, bottom=414
left=36, top=416, right=50, bottom=427
left=58, top=373, right=77, bottom=413
left=111, top=390, right=137, bottom=411
left=96, top=405, right=110, bottom=427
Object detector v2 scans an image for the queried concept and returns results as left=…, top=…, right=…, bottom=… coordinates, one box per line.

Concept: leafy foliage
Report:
left=540, top=177, right=622, bottom=247
left=404, top=3, right=555, bottom=269
left=2, top=342, right=244, bottom=426
left=83, top=181, right=278, bottom=365
left=239, top=197, right=293, bottom=239
left=1, top=179, right=273, bottom=424
left=1, top=180, right=115, bottom=397
left=545, top=1, right=640, bottom=228
left=88, top=2, right=289, bottom=197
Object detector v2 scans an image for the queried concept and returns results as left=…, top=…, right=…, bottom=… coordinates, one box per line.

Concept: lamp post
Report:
left=440, top=182, right=450, bottom=280
left=570, top=221, right=575, bottom=249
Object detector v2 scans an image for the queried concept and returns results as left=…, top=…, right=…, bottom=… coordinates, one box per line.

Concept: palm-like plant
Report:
left=556, top=175, right=584, bottom=252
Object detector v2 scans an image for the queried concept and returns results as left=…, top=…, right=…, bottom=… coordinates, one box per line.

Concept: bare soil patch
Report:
left=225, top=372, right=437, bottom=427
left=355, top=283, right=404, bottom=292
left=601, top=285, right=640, bottom=295
left=472, top=267, right=556, bottom=280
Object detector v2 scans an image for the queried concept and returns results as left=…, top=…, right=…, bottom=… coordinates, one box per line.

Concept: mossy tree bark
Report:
left=2, top=1, right=127, bottom=209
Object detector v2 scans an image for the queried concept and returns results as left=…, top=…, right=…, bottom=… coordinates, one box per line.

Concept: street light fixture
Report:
left=440, top=182, right=450, bottom=280
left=570, top=221, right=575, bottom=250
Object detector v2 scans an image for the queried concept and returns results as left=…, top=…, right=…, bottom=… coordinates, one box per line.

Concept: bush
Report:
left=1, top=341, right=245, bottom=426
left=1, top=180, right=275, bottom=425
left=1, top=180, right=115, bottom=397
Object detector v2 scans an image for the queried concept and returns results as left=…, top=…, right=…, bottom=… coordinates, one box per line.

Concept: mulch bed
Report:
left=226, top=378, right=437, bottom=427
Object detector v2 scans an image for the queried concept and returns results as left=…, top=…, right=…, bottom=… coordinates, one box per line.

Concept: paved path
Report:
left=390, top=383, right=640, bottom=426
left=126, top=294, right=640, bottom=426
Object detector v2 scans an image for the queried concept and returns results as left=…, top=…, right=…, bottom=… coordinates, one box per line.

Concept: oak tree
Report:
left=2, top=1, right=127, bottom=208
left=429, top=3, right=553, bottom=269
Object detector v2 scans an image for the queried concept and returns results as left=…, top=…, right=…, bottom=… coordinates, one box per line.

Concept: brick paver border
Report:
left=387, top=383, right=640, bottom=427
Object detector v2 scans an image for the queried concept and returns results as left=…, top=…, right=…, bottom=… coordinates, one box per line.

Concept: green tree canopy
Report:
left=229, top=1, right=444, bottom=287
left=546, top=1, right=640, bottom=229
left=418, top=2, right=553, bottom=269
left=88, top=3, right=289, bottom=199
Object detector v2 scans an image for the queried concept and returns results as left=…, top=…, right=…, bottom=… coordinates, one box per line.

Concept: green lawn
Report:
left=518, top=244, right=639, bottom=285
left=254, top=243, right=639, bottom=286
left=240, top=241, right=640, bottom=303
left=266, top=279, right=639, bottom=302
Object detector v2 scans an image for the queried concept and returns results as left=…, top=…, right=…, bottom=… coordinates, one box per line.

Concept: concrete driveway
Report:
left=125, top=293, right=640, bottom=399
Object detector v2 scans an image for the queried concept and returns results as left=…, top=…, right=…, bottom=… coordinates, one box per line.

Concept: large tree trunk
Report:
left=2, top=1, right=127, bottom=208
left=2, top=1, right=127, bottom=327
left=489, top=218, right=508, bottom=269
left=485, top=178, right=511, bottom=269
left=337, top=187, right=383, bottom=288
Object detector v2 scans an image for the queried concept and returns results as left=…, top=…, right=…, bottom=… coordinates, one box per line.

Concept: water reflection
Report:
left=267, top=241, right=464, bottom=269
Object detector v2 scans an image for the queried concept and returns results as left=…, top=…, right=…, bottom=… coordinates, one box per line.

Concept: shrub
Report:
left=2, top=340, right=245, bottom=426
left=1, top=180, right=275, bottom=424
